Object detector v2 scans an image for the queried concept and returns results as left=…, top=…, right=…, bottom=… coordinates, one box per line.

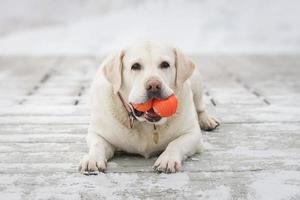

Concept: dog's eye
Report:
left=160, top=61, right=170, bottom=69
left=131, top=63, right=142, bottom=71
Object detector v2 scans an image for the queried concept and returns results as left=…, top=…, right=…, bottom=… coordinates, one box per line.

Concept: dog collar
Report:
left=117, top=91, right=136, bottom=128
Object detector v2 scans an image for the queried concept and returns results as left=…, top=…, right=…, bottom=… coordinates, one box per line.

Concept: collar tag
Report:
left=153, top=131, right=159, bottom=144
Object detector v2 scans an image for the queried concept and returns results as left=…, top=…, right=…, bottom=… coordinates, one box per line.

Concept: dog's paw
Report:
left=78, top=154, right=106, bottom=175
left=153, top=152, right=182, bottom=173
left=198, top=112, right=220, bottom=131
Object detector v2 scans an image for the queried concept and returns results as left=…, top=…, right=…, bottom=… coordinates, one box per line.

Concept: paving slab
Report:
left=0, top=55, right=299, bottom=199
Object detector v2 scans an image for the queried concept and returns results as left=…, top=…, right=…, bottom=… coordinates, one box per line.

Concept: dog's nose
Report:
left=145, top=79, right=161, bottom=93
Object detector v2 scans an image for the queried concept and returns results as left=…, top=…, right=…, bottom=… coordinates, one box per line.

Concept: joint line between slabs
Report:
left=18, top=58, right=64, bottom=105
left=217, top=62, right=271, bottom=106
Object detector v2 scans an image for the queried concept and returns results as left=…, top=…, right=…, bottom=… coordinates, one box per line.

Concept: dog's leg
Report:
left=190, top=69, right=220, bottom=131
left=153, top=127, right=203, bottom=173
left=79, top=130, right=115, bottom=174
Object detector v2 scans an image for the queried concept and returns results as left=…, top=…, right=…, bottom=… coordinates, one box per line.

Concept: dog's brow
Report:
left=159, top=56, right=172, bottom=63
left=127, top=57, right=142, bottom=65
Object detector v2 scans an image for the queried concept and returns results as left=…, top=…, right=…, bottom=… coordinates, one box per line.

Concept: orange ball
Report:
left=153, top=95, right=178, bottom=117
left=132, top=100, right=153, bottom=112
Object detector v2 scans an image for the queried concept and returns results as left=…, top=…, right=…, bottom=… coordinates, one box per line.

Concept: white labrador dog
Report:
left=79, top=42, right=219, bottom=174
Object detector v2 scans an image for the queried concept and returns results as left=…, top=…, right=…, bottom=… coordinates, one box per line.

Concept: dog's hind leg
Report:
left=190, top=68, right=220, bottom=131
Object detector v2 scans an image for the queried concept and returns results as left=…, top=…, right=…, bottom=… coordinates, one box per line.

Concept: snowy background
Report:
left=0, top=0, right=299, bottom=56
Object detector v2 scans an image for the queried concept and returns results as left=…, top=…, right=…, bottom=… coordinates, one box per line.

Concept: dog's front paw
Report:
left=78, top=154, right=107, bottom=175
left=153, top=152, right=182, bottom=173
left=198, top=112, right=220, bottom=131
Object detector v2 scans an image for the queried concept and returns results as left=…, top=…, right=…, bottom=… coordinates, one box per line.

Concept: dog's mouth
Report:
left=133, top=107, right=162, bottom=122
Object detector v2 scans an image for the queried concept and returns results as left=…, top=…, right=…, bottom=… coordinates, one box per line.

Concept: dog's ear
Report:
left=102, top=51, right=124, bottom=94
left=174, top=48, right=195, bottom=88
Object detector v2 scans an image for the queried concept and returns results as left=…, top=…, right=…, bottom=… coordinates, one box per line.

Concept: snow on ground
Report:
left=195, top=185, right=231, bottom=200
left=248, top=171, right=300, bottom=200
left=0, top=0, right=299, bottom=55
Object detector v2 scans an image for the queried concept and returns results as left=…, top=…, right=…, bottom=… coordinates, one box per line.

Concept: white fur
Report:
left=79, top=42, right=219, bottom=174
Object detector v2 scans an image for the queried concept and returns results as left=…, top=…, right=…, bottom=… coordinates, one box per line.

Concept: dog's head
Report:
left=103, top=42, right=195, bottom=125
